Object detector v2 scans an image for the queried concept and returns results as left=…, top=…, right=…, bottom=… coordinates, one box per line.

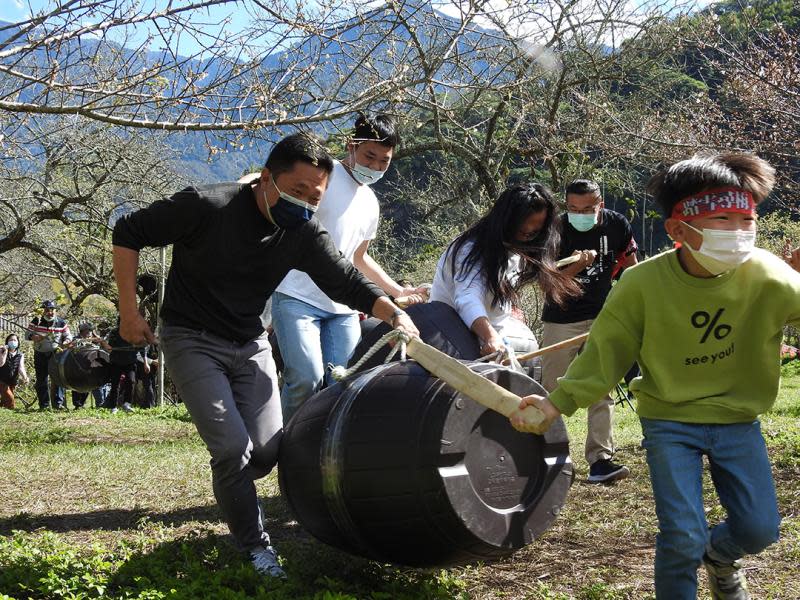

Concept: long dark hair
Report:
left=448, top=183, right=579, bottom=308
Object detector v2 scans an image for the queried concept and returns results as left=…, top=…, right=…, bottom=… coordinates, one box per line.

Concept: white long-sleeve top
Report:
left=429, top=240, right=535, bottom=340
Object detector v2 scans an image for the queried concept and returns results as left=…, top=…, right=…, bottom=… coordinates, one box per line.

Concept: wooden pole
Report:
left=555, top=254, right=581, bottom=268
left=504, top=332, right=590, bottom=365
left=404, top=336, right=546, bottom=431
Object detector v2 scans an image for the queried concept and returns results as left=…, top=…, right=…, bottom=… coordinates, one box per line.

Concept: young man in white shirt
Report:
left=271, top=115, right=426, bottom=422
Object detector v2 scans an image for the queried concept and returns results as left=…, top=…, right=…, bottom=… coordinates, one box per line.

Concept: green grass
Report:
left=0, top=365, right=798, bottom=599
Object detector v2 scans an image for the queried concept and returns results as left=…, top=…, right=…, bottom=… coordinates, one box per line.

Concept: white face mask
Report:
left=350, top=161, right=385, bottom=186
left=684, top=223, right=756, bottom=275
left=349, top=147, right=387, bottom=186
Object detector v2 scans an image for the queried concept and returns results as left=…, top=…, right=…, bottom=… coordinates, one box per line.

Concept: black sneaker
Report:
left=703, top=553, right=750, bottom=599
left=587, top=459, right=630, bottom=483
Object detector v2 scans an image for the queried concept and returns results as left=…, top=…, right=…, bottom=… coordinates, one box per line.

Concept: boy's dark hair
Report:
left=264, top=132, right=334, bottom=177
left=648, top=152, right=776, bottom=218
left=565, top=179, right=601, bottom=198
left=353, top=113, right=400, bottom=148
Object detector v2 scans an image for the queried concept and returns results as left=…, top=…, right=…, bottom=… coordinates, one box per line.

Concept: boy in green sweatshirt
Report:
left=511, top=152, right=800, bottom=600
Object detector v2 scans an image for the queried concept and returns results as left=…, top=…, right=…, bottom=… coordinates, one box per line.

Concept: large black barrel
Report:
left=48, top=346, right=111, bottom=392
left=279, top=360, right=572, bottom=567
left=348, top=301, right=481, bottom=372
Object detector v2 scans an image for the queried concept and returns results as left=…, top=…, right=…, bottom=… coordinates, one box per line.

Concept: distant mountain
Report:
left=1, top=5, right=498, bottom=184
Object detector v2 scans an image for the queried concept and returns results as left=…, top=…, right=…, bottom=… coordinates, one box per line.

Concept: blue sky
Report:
left=1, top=0, right=711, bottom=56
left=0, top=0, right=254, bottom=56
left=1, top=0, right=245, bottom=26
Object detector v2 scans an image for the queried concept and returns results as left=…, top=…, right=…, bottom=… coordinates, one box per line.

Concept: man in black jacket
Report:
left=112, top=132, right=417, bottom=579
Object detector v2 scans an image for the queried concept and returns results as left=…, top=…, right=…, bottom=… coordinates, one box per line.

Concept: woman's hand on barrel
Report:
left=510, top=394, right=561, bottom=434
left=120, top=312, right=157, bottom=347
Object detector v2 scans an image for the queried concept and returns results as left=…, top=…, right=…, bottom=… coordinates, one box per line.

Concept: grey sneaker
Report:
left=121, top=402, right=134, bottom=413
left=587, top=459, right=630, bottom=483
left=703, top=553, right=750, bottom=599
left=249, top=544, right=286, bottom=579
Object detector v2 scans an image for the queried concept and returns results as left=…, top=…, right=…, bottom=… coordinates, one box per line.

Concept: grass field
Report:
left=1, top=363, right=798, bottom=600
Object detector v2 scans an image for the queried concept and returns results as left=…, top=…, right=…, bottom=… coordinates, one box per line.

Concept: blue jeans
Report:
left=271, top=292, right=361, bottom=423
left=640, top=418, right=780, bottom=599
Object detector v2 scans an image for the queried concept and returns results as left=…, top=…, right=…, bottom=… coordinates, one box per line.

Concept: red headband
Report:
left=671, top=187, right=755, bottom=221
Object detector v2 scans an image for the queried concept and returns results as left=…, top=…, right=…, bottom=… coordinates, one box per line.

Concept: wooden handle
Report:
left=394, top=294, right=429, bottom=309
left=555, top=254, right=581, bottom=268
left=405, top=336, right=545, bottom=429
left=503, top=332, right=589, bottom=365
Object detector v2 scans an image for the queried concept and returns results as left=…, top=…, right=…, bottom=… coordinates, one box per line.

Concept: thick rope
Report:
left=475, top=345, right=525, bottom=373
left=330, top=329, right=411, bottom=382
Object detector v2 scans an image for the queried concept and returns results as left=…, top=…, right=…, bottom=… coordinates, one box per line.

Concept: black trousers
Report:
left=33, top=351, right=65, bottom=409
left=103, top=363, right=136, bottom=409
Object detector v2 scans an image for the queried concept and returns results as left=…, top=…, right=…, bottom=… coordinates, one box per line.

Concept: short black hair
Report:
left=565, top=179, right=601, bottom=198
left=647, top=152, right=775, bottom=217
left=5, top=333, right=18, bottom=345
left=264, top=132, right=334, bottom=178
left=353, top=113, right=400, bottom=148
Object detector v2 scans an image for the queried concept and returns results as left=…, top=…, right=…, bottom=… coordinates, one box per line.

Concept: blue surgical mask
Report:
left=265, top=176, right=318, bottom=229
left=351, top=162, right=386, bottom=186
left=7, top=340, right=18, bottom=350
left=567, top=212, right=598, bottom=232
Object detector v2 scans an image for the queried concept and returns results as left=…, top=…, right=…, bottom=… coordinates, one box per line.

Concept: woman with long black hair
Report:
left=430, top=183, right=578, bottom=370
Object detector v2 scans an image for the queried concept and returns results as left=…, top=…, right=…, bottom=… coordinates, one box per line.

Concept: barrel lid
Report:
left=435, top=363, right=572, bottom=549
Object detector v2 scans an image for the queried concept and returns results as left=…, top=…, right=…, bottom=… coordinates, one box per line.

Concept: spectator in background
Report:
left=134, top=344, right=158, bottom=408
left=70, top=322, right=109, bottom=409
left=540, top=179, right=638, bottom=484
left=98, top=321, right=137, bottom=413
left=0, top=334, right=30, bottom=409
left=27, top=300, right=72, bottom=410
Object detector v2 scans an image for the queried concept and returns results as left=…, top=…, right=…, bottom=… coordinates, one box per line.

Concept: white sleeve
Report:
left=449, top=243, right=491, bottom=329
left=363, top=194, right=380, bottom=241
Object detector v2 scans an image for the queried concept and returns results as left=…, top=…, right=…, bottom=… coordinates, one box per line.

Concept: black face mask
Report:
left=264, top=176, right=317, bottom=229
left=265, top=196, right=314, bottom=229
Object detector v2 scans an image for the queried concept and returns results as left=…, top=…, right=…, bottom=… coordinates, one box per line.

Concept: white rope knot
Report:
left=329, top=328, right=413, bottom=382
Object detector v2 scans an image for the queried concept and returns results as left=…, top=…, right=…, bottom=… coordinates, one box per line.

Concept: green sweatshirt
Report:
left=549, top=248, right=800, bottom=424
